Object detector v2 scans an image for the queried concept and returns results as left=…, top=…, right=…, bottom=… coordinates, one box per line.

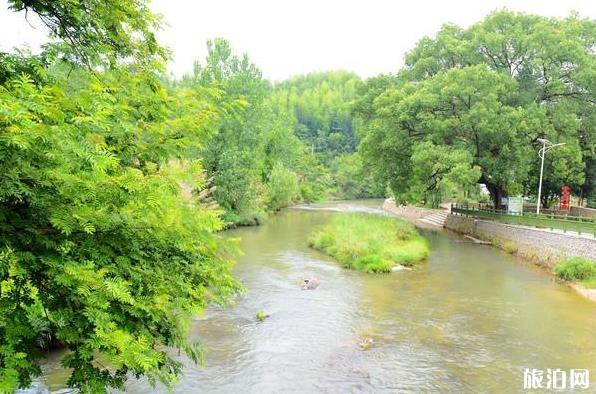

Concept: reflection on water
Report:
left=24, top=200, right=596, bottom=393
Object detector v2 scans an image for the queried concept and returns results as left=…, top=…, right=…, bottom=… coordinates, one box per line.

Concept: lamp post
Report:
left=536, top=138, right=566, bottom=215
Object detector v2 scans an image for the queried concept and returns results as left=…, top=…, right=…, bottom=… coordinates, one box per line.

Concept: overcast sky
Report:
left=1, top=0, right=594, bottom=80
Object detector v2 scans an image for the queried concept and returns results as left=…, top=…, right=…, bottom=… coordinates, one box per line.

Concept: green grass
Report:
left=554, top=257, right=596, bottom=287
left=579, top=277, right=596, bottom=289
left=308, top=213, right=429, bottom=273
left=503, top=241, right=519, bottom=254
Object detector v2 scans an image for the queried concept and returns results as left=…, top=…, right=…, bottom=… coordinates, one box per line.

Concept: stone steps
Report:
left=418, top=211, right=449, bottom=227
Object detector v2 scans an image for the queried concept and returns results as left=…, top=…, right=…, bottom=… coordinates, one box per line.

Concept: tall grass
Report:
left=308, top=213, right=429, bottom=273
left=554, top=257, right=596, bottom=288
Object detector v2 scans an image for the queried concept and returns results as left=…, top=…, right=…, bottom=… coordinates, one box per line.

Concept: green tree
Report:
left=357, top=10, right=595, bottom=208
left=186, top=39, right=269, bottom=225
left=8, top=0, right=165, bottom=66
left=266, top=163, right=300, bottom=210
left=1, top=3, right=240, bottom=393
left=186, top=40, right=339, bottom=220
left=271, top=71, right=387, bottom=200
left=331, top=153, right=386, bottom=199
left=0, top=63, right=241, bottom=393
left=272, top=71, right=361, bottom=162
left=410, top=142, right=482, bottom=206
left=360, top=65, right=536, bottom=205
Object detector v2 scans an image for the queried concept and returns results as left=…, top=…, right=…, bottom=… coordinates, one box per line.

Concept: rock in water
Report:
left=302, top=278, right=320, bottom=290
left=391, top=265, right=412, bottom=272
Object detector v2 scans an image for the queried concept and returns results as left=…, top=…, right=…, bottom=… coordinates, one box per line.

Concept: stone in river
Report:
left=391, top=265, right=412, bottom=272
left=302, top=278, right=320, bottom=290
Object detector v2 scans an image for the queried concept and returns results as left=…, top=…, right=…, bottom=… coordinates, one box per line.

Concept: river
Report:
left=25, top=200, right=596, bottom=393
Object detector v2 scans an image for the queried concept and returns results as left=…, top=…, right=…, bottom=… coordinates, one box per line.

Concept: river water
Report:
left=26, top=200, right=596, bottom=393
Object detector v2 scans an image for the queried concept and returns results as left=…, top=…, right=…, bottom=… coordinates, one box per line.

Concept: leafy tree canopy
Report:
left=8, top=0, right=165, bottom=66
left=357, top=10, right=595, bottom=207
left=272, top=71, right=361, bottom=161
left=1, top=3, right=241, bottom=393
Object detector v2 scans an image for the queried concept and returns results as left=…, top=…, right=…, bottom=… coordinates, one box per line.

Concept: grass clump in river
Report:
left=256, top=310, right=269, bottom=322
left=308, top=213, right=429, bottom=273
left=502, top=241, right=519, bottom=254
left=554, top=257, right=596, bottom=288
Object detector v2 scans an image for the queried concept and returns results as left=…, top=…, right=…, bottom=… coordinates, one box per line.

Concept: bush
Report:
left=309, top=213, right=429, bottom=273
left=222, top=209, right=267, bottom=227
left=266, top=163, right=300, bottom=211
left=554, top=257, right=596, bottom=282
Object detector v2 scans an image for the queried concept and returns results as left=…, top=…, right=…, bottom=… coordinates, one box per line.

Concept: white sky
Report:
left=1, top=0, right=595, bottom=81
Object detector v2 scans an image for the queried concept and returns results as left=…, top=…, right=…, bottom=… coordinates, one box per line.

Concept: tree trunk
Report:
left=485, top=181, right=504, bottom=210
left=542, top=191, right=551, bottom=210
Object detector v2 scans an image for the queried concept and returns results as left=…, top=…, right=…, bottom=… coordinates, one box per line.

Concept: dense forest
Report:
left=0, top=0, right=594, bottom=392
left=174, top=41, right=383, bottom=226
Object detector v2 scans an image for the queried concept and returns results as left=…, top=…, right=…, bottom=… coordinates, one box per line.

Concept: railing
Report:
left=451, top=203, right=596, bottom=237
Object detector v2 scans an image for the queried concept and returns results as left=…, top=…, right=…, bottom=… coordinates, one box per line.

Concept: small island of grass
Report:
left=308, top=213, right=429, bottom=273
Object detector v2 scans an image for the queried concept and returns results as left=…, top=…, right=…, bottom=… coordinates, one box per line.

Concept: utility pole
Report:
left=536, top=138, right=566, bottom=215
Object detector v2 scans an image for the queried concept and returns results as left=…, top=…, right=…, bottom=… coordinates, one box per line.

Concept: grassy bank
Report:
left=554, top=257, right=596, bottom=289
left=308, top=213, right=429, bottom=273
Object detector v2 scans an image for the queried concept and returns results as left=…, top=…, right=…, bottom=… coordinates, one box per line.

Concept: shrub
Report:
left=554, top=257, right=596, bottom=282
left=309, top=213, right=429, bottom=273
left=266, top=163, right=300, bottom=211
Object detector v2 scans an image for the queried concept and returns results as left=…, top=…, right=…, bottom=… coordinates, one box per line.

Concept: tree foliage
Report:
left=271, top=71, right=386, bottom=199
left=0, top=3, right=242, bottom=393
left=179, top=42, right=382, bottom=224
left=188, top=39, right=269, bottom=224
left=180, top=39, right=335, bottom=225
left=272, top=71, right=360, bottom=162
left=8, top=0, right=165, bottom=66
left=357, top=10, right=595, bottom=207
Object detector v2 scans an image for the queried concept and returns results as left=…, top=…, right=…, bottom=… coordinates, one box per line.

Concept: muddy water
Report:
left=26, top=200, right=596, bottom=393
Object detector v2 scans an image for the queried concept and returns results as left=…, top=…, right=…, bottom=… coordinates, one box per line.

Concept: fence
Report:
left=451, top=203, right=596, bottom=237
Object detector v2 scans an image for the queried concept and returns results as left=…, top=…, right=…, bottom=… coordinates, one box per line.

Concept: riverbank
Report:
left=445, top=215, right=596, bottom=302
left=380, top=199, right=442, bottom=226
left=444, top=215, right=596, bottom=264
left=382, top=199, right=596, bottom=302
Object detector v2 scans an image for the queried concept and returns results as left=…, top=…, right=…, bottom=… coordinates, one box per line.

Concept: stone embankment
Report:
left=381, top=199, right=448, bottom=228
left=443, top=214, right=596, bottom=267
left=445, top=215, right=596, bottom=302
